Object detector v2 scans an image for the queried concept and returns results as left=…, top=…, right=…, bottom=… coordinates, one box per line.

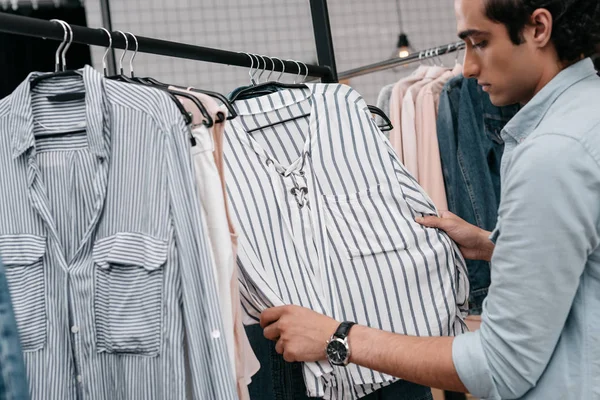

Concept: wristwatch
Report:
left=326, top=321, right=356, bottom=366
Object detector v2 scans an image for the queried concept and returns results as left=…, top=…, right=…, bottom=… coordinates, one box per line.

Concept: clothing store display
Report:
left=0, top=260, right=29, bottom=400
left=224, top=84, right=469, bottom=399
left=437, top=76, right=520, bottom=313
left=0, top=6, right=91, bottom=98
left=453, top=57, right=600, bottom=400
left=1, top=8, right=551, bottom=400
left=0, top=66, right=237, bottom=399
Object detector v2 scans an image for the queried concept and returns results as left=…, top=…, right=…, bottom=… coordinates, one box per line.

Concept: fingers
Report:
left=275, top=338, right=284, bottom=355
left=260, top=306, right=287, bottom=328
left=415, top=215, right=447, bottom=229
left=438, top=210, right=457, bottom=219
left=263, top=321, right=280, bottom=341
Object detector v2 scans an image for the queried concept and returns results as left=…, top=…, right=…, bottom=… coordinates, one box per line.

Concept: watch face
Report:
left=326, top=339, right=349, bottom=365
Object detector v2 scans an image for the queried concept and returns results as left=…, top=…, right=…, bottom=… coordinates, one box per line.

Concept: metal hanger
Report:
left=272, top=57, right=285, bottom=82
left=126, top=31, right=138, bottom=78
left=242, top=52, right=256, bottom=85
left=99, top=28, right=112, bottom=77
left=122, top=31, right=219, bottom=127
left=106, top=31, right=136, bottom=83
left=299, top=61, right=309, bottom=84
left=256, top=55, right=268, bottom=84
left=30, top=19, right=82, bottom=90
left=265, top=55, right=276, bottom=83
left=99, top=30, right=194, bottom=126
left=288, top=60, right=300, bottom=84
left=31, top=20, right=88, bottom=137
left=230, top=55, right=308, bottom=103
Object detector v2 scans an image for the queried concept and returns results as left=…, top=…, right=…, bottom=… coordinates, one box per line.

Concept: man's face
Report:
left=455, top=0, right=543, bottom=106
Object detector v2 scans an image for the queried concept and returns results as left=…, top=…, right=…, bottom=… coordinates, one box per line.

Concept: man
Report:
left=260, top=0, right=600, bottom=399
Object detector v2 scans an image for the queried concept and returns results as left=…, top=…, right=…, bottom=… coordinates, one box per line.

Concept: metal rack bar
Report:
left=338, top=42, right=465, bottom=80
left=0, top=12, right=333, bottom=79
left=309, top=0, right=338, bottom=83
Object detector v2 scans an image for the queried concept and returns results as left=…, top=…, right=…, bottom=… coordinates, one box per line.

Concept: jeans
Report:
left=437, top=75, right=520, bottom=314
left=246, top=325, right=433, bottom=400
left=0, top=261, right=29, bottom=400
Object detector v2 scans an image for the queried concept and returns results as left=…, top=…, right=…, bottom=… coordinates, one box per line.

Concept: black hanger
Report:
left=368, top=105, right=394, bottom=132
left=96, top=30, right=194, bottom=127
left=184, top=87, right=238, bottom=121
left=230, top=55, right=308, bottom=103
left=30, top=20, right=84, bottom=100
left=169, top=89, right=215, bottom=128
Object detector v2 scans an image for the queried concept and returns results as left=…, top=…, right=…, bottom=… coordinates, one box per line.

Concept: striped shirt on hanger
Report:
left=223, top=84, right=469, bottom=400
left=0, top=66, right=237, bottom=400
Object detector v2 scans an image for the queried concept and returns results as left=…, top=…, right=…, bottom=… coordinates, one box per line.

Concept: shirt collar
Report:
left=10, top=65, right=107, bottom=159
left=502, top=58, right=597, bottom=143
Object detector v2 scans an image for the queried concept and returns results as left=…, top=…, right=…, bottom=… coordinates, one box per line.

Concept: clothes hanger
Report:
left=230, top=53, right=309, bottom=102
left=183, top=86, right=238, bottom=121
left=368, top=105, right=393, bottom=132
left=244, top=57, right=313, bottom=134
left=30, top=20, right=88, bottom=138
left=117, top=32, right=212, bottom=128
left=30, top=19, right=83, bottom=93
left=106, top=31, right=137, bottom=84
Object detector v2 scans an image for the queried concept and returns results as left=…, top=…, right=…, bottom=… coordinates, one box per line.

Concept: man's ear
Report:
left=527, top=8, right=554, bottom=49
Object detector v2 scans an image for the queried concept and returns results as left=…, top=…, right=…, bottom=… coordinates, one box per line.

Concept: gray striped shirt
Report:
left=224, top=84, right=469, bottom=400
left=0, top=66, right=237, bottom=400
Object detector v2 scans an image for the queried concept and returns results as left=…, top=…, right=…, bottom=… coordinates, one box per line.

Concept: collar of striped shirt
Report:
left=9, top=65, right=108, bottom=160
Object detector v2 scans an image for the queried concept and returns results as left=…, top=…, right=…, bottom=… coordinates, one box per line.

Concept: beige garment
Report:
left=212, top=104, right=261, bottom=400
left=189, top=125, right=238, bottom=384
left=388, top=66, right=429, bottom=162
left=414, top=64, right=462, bottom=210
left=171, top=88, right=260, bottom=400
left=401, top=66, right=448, bottom=180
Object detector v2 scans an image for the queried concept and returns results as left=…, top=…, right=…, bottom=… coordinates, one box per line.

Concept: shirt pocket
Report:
left=322, top=184, right=414, bottom=259
left=0, top=234, right=47, bottom=351
left=93, top=232, right=168, bottom=356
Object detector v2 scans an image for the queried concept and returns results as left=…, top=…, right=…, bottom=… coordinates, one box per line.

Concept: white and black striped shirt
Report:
left=224, top=84, right=469, bottom=399
left=0, top=66, right=237, bottom=400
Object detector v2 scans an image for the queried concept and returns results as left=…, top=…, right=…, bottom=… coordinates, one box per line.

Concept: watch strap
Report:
left=333, top=321, right=356, bottom=340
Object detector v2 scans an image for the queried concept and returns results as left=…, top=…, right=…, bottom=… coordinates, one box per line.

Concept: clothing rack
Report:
left=1, top=0, right=81, bottom=10
left=338, top=41, right=465, bottom=81
left=0, top=9, right=338, bottom=82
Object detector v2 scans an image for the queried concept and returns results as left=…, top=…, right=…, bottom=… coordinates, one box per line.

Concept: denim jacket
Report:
left=0, top=260, right=29, bottom=400
left=437, top=75, right=519, bottom=313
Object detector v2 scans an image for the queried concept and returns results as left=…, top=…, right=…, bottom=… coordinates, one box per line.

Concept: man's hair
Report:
left=483, top=0, right=600, bottom=62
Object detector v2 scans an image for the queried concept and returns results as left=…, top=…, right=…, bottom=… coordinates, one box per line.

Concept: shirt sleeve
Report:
left=166, top=117, right=238, bottom=399
left=452, top=133, right=600, bottom=399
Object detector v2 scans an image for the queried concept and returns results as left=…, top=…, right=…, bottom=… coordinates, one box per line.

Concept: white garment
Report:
left=224, top=84, right=469, bottom=399
left=190, top=126, right=237, bottom=379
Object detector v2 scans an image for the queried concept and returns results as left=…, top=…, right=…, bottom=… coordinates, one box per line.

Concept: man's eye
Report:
left=473, top=40, right=488, bottom=49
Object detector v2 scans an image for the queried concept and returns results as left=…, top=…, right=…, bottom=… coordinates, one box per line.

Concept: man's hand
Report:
left=416, top=211, right=494, bottom=261
left=260, top=305, right=339, bottom=363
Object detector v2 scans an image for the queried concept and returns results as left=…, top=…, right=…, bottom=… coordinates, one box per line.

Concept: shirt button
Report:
left=77, top=375, right=82, bottom=383
left=71, top=325, right=80, bottom=334
left=211, top=330, right=221, bottom=339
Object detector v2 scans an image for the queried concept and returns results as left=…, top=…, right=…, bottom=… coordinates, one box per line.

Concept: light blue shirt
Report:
left=452, top=58, right=600, bottom=399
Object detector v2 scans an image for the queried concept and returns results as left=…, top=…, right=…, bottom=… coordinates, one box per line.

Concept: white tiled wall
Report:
left=85, top=0, right=459, bottom=104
